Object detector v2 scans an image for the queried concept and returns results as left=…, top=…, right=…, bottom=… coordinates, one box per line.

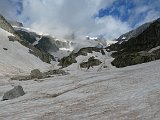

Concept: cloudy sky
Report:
left=0, top=0, right=160, bottom=40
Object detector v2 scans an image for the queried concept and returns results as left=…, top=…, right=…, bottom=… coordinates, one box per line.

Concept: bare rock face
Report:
left=108, top=18, right=160, bottom=68
left=2, top=85, right=25, bottom=101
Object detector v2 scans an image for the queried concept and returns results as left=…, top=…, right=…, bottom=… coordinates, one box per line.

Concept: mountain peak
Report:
left=155, top=17, right=160, bottom=22
left=0, top=15, right=15, bottom=34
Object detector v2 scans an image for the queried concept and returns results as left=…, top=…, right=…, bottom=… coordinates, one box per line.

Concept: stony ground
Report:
left=0, top=59, right=160, bottom=120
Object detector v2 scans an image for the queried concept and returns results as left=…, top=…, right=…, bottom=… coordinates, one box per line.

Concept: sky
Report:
left=0, top=0, right=160, bottom=40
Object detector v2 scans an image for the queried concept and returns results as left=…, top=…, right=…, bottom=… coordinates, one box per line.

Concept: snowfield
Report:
left=0, top=51, right=160, bottom=120
left=0, top=28, right=50, bottom=76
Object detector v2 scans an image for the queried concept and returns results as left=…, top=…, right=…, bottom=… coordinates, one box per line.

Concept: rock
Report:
left=111, top=52, right=156, bottom=68
left=30, top=69, right=43, bottom=79
left=80, top=57, right=102, bottom=68
left=44, top=69, right=69, bottom=76
left=0, top=15, right=15, bottom=34
left=11, top=69, right=69, bottom=81
left=59, top=47, right=105, bottom=68
left=2, top=85, right=25, bottom=101
left=11, top=75, right=31, bottom=81
left=34, top=36, right=59, bottom=52
left=107, top=18, right=160, bottom=68
left=3, top=48, right=8, bottom=50
left=101, top=49, right=105, bottom=55
left=58, top=53, right=77, bottom=68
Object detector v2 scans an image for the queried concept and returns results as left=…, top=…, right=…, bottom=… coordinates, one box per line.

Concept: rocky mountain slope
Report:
left=0, top=27, right=51, bottom=76
left=0, top=15, right=54, bottom=76
left=108, top=18, right=160, bottom=67
left=116, top=22, right=151, bottom=44
left=0, top=15, right=53, bottom=64
left=14, top=26, right=72, bottom=53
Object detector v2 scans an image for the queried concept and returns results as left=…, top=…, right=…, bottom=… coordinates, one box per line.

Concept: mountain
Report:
left=0, top=27, right=51, bottom=76
left=0, top=16, right=160, bottom=120
left=0, top=15, right=53, bottom=75
left=7, top=20, right=23, bottom=27
left=13, top=26, right=73, bottom=59
left=85, top=36, right=117, bottom=48
left=116, top=22, right=151, bottom=44
left=108, top=17, right=160, bottom=67
left=0, top=15, right=16, bottom=34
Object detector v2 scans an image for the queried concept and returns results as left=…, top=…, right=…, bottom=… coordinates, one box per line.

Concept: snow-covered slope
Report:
left=0, top=28, right=50, bottom=76
left=0, top=52, right=159, bottom=119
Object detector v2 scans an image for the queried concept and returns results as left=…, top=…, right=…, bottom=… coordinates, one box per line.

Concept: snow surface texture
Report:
left=0, top=50, right=159, bottom=120
left=0, top=28, right=50, bottom=76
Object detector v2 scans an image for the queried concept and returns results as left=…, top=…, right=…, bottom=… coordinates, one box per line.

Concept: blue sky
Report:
left=97, top=0, right=160, bottom=27
left=0, top=0, right=160, bottom=40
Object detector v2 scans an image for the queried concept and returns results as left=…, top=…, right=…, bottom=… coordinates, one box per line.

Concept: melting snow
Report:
left=0, top=49, right=159, bottom=119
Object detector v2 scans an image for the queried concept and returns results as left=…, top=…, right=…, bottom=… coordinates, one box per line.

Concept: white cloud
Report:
left=95, top=16, right=130, bottom=40
left=18, top=0, right=130, bottom=40
left=1, top=0, right=159, bottom=41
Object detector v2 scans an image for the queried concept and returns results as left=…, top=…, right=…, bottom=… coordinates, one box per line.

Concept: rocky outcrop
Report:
left=15, top=29, right=72, bottom=54
left=15, top=30, right=39, bottom=44
left=111, top=52, right=156, bottom=68
left=108, top=18, right=160, bottom=68
left=2, top=85, right=25, bottom=101
left=44, top=69, right=69, bottom=76
left=116, top=23, right=151, bottom=43
left=34, top=36, right=59, bottom=52
left=59, top=47, right=105, bottom=68
left=8, top=36, right=52, bottom=63
left=0, top=15, right=15, bottom=34
left=80, top=56, right=102, bottom=68
left=58, top=53, right=77, bottom=68
left=11, top=69, right=69, bottom=81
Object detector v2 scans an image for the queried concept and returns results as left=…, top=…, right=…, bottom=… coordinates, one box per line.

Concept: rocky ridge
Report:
left=0, top=15, right=52, bottom=63
left=108, top=18, right=160, bottom=67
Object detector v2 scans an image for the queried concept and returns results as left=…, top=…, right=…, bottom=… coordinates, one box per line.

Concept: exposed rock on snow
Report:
left=44, top=69, right=69, bottom=76
left=111, top=52, right=156, bottom=68
left=108, top=17, right=160, bottom=67
left=0, top=15, right=15, bottom=34
left=11, top=69, right=69, bottom=81
left=2, top=85, right=25, bottom=101
left=30, top=69, right=43, bottom=79
left=0, top=58, right=160, bottom=119
left=80, top=56, right=102, bottom=68
left=59, top=47, right=105, bottom=68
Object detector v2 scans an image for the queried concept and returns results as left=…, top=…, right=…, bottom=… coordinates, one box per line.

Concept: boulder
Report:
left=2, top=85, right=25, bottom=101
left=58, top=53, right=77, bottom=68
left=30, top=69, right=43, bottom=79
left=80, top=57, right=102, bottom=68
